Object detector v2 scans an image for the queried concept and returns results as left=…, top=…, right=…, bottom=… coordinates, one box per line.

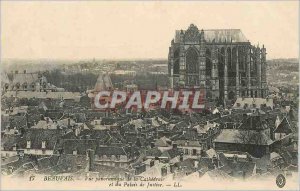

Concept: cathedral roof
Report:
left=175, top=28, right=248, bottom=43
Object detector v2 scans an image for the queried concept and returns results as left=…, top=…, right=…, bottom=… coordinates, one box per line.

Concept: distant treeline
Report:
left=44, top=69, right=98, bottom=92
left=111, top=73, right=169, bottom=90
left=44, top=69, right=169, bottom=92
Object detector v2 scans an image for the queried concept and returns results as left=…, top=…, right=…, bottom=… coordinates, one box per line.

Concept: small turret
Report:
left=200, top=29, right=205, bottom=44
left=180, top=30, right=184, bottom=43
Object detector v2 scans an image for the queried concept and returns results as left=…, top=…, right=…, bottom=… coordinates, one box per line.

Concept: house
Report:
left=214, top=113, right=275, bottom=158
left=173, top=140, right=201, bottom=158
left=213, top=128, right=273, bottom=158
left=270, top=152, right=285, bottom=169
left=2, top=128, right=64, bottom=156
left=3, top=71, right=82, bottom=101
left=193, top=122, right=220, bottom=149
left=95, top=144, right=139, bottom=168
left=139, top=162, right=170, bottom=178
left=62, top=137, right=138, bottom=168
left=174, top=158, right=197, bottom=176
left=200, top=168, right=233, bottom=182
left=160, top=145, right=184, bottom=163
left=273, top=116, right=293, bottom=140
left=218, top=156, right=257, bottom=179
left=155, top=136, right=172, bottom=152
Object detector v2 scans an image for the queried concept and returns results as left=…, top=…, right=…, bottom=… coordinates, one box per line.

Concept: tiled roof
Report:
left=92, top=164, right=129, bottom=177
left=198, top=157, right=215, bottom=170
left=174, top=140, right=201, bottom=147
left=175, top=158, right=195, bottom=172
left=2, top=134, right=19, bottom=151
left=17, top=129, right=64, bottom=150
left=145, top=148, right=162, bottom=157
left=63, top=139, right=97, bottom=155
left=161, top=148, right=183, bottom=159
left=214, top=129, right=273, bottom=145
left=155, top=136, right=172, bottom=147
left=96, top=145, right=129, bottom=156
left=2, top=155, right=37, bottom=173
left=206, top=148, right=217, bottom=158
left=9, top=115, right=27, bottom=129
left=238, top=114, right=269, bottom=130
left=37, top=155, right=60, bottom=170
left=175, top=27, right=248, bottom=43
left=55, top=154, right=88, bottom=173
left=203, top=168, right=234, bottom=181
left=219, top=160, right=256, bottom=178
left=273, top=117, right=292, bottom=134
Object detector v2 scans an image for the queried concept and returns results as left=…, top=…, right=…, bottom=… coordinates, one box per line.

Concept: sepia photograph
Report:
left=0, top=1, right=299, bottom=190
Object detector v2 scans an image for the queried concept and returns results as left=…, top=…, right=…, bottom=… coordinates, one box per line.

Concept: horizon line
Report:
left=1, top=57, right=299, bottom=62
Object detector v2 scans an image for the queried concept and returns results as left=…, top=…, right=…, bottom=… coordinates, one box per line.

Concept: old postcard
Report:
left=1, top=1, right=299, bottom=190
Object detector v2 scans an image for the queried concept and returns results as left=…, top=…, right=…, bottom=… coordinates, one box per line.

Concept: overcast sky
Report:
left=1, top=1, right=299, bottom=60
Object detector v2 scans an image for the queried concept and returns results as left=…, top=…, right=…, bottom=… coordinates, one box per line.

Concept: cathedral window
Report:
left=206, top=49, right=212, bottom=77
left=173, top=49, right=180, bottom=75
left=186, top=48, right=198, bottom=74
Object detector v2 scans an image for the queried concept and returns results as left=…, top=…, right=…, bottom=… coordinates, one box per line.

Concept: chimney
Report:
left=26, top=141, right=31, bottom=149
left=125, top=172, right=131, bottom=181
left=73, top=150, right=77, bottom=155
left=75, top=127, right=80, bottom=137
left=242, top=171, right=246, bottom=180
left=180, top=154, right=183, bottom=162
left=194, top=160, right=199, bottom=168
left=172, top=143, right=177, bottom=149
left=170, top=163, right=175, bottom=173
left=68, top=118, right=71, bottom=128
left=13, top=144, right=17, bottom=151
left=233, top=155, right=238, bottom=163
left=23, top=70, right=26, bottom=74
left=200, top=150, right=206, bottom=157
left=42, top=141, right=46, bottom=149
left=150, top=142, right=155, bottom=148
left=185, top=140, right=189, bottom=146
left=15, top=70, right=18, bottom=74
left=270, top=126, right=275, bottom=140
left=150, top=160, right=155, bottom=167
left=86, top=149, right=95, bottom=171
left=242, top=113, right=247, bottom=121
left=161, top=167, right=167, bottom=177
left=17, top=150, right=25, bottom=159
left=19, top=128, right=25, bottom=137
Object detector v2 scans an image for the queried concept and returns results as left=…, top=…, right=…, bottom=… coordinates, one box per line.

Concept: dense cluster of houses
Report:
left=1, top=93, right=298, bottom=181
left=1, top=72, right=298, bottom=182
